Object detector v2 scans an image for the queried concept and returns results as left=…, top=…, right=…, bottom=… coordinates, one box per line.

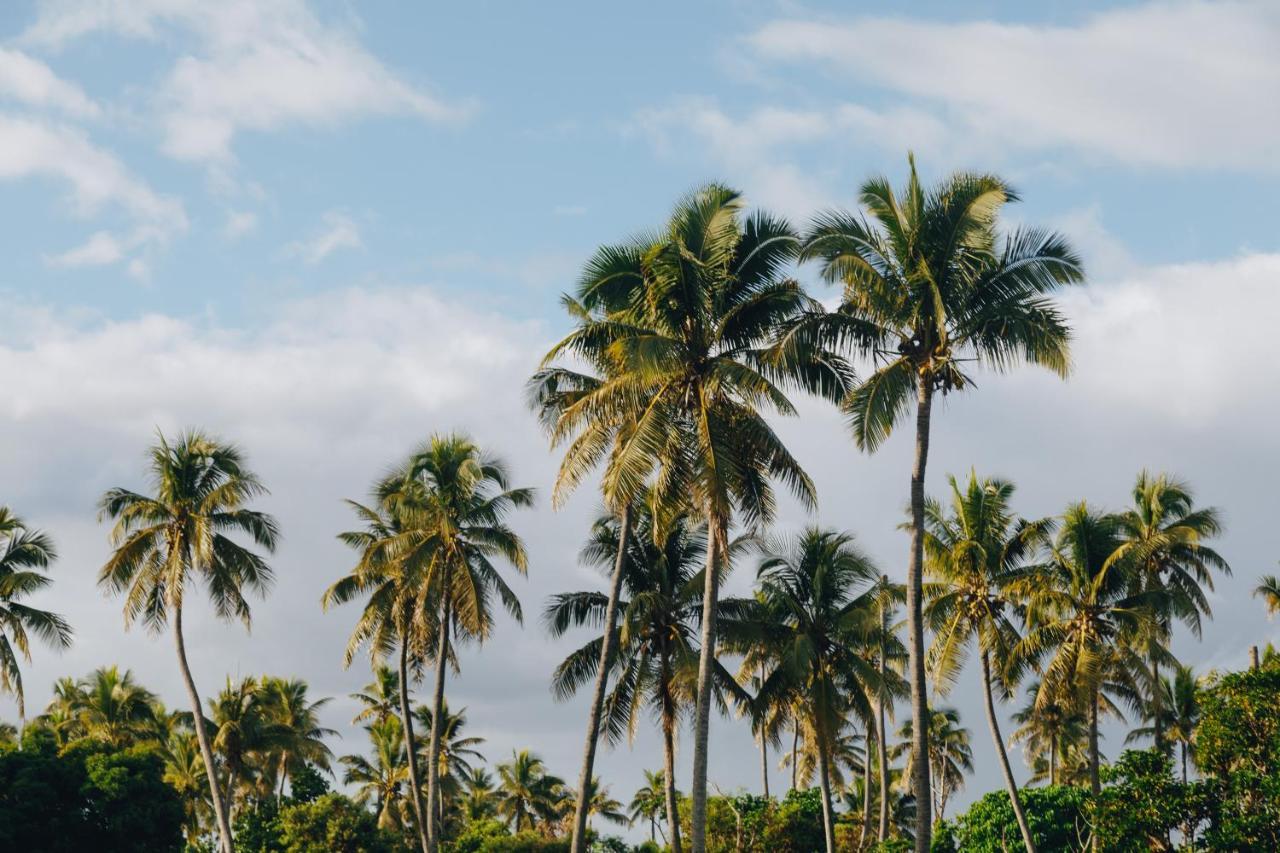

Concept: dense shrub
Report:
left=762, top=788, right=824, bottom=853
left=949, top=784, right=1089, bottom=852
left=475, top=833, right=569, bottom=853
left=276, top=792, right=405, bottom=852
left=1091, top=750, right=1199, bottom=849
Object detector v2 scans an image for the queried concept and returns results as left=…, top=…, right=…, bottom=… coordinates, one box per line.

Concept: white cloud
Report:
left=746, top=1, right=1280, bottom=169
left=284, top=210, right=361, bottom=264
left=25, top=0, right=473, bottom=162
left=223, top=209, right=258, bottom=239
left=44, top=230, right=122, bottom=267
left=0, top=48, right=99, bottom=118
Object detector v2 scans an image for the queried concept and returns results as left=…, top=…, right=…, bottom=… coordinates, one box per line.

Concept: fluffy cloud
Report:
left=0, top=48, right=99, bottom=118
left=746, top=1, right=1280, bottom=169
left=283, top=210, right=362, bottom=264
left=24, top=0, right=473, bottom=162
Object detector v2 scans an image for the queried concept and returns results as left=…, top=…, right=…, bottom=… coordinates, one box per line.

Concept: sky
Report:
left=2, top=0, right=1279, bottom=834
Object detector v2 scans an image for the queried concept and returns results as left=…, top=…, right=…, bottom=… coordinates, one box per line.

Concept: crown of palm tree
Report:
left=75, top=665, right=159, bottom=747
left=0, top=506, right=71, bottom=717
left=341, top=717, right=411, bottom=831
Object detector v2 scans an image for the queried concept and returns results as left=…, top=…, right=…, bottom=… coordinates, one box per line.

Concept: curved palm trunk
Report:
left=878, top=598, right=890, bottom=842
left=425, top=598, right=452, bottom=852
left=689, top=512, right=723, bottom=853
left=908, top=380, right=934, bottom=853
left=570, top=504, right=632, bottom=853
left=814, top=715, right=837, bottom=853
left=860, top=728, right=872, bottom=847
left=662, top=659, right=685, bottom=853
left=398, top=637, right=432, bottom=853
left=173, top=606, right=234, bottom=853
left=981, top=652, right=1037, bottom=852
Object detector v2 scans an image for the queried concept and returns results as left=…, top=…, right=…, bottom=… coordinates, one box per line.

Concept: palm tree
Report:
left=258, top=676, right=336, bottom=802
left=326, top=494, right=435, bottom=853
left=869, top=575, right=907, bottom=842
left=546, top=502, right=722, bottom=853
left=164, top=728, right=213, bottom=842
left=1108, top=472, right=1228, bottom=751
left=352, top=664, right=401, bottom=726
left=801, top=155, right=1083, bottom=852
left=559, top=185, right=847, bottom=853
left=629, top=770, right=669, bottom=843
left=497, top=749, right=564, bottom=834
left=34, top=676, right=85, bottom=745
left=890, top=707, right=973, bottom=822
left=96, top=430, right=278, bottom=853
left=414, top=699, right=486, bottom=829
left=75, top=664, right=158, bottom=747
left=1255, top=574, right=1280, bottom=616
left=1020, top=503, right=1146, bottom=796
left=342, top=717, right=410, bottom=832
left=922, top=472, right=1048, bottom=851
left=1127, top=663, right=1202, bottom=784
left=1010, top=678, right=1088, bottom=787
left=726, top=527, right=883, bottom=853
left=0, top=506, right=71, bottom=718
left=394, top=435, right=532, bottom=851
left=579, top=776, right=629, bottom=832
left=208, top=675, right=269, bottom=812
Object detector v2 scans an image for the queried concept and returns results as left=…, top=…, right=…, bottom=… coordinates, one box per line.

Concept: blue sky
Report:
left=3, top=0, right=1280, bottom=831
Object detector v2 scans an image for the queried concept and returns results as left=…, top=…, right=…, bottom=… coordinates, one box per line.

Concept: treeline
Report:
left=2, top=161, right=1279, bottom=853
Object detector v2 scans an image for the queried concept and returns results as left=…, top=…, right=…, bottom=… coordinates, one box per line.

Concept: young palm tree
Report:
left=342, top=717, right=411, bottom=832
left=545, top=502, right=726, bottom=853
left=325, top=494, right=436, bottom=853
left=870, top=575, right=907, bottom=842
left=496, top=749, right=565, bottom=834
left=461, top=767, right=498, bottom=822
left=0, top=507, right=71, bottom=718
left=922, top=472, right=1049, bottom=851
left=97, top=430, right=279, bottom=853
left=395, top=435, right=532, bottom=851
left=801, top=156, right=1083, bottom=852
left=1255, top=574, right=1280, bottom=616
left=629, top=770, right=669, bottom=843
left=257, top=676, right=336, bottom=802
left=209, top=675, right=267, bottom=813
left=1108, top=472, right=1228, bottom=750
left=890, top=707, right=973, bottom=822
left=726, top=528, right=883, bottom=853
left=1126, top=663, right=1202, bottom=783
left=352, top=664, right=401, bottom=726
left=414, top=699, right=486, bottom=829
left=557, top=185, right=848, bottom=853
left=163, top=728, right=213, bottom=843
left=75, top=664, right=158, bottom=747
left=1019, top=503, right=1146, bottom=796
left=579, top=776, right=629, bottom=832
left=1010, top=678, right=1088, bottom=787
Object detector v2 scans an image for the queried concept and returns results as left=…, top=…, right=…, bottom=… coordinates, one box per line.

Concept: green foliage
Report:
left=1091, top=750, right=1196, bottom=849
left=950, top=785, right=1089, bottom=852
left=233, top=797, right=285, bottom=853
left=867, top=839, right=911, bottom=853
left=1195, top=663, right=1280, bottom=849
left=0, top=729, right=185, bottom=852
left=762, top=788, right=824, bottom=853
left=288, top=763, right=330, bottom=803
left=588, top=837, right=628, bottom=853
left=276, top=793, right=404, bottom=852
left=449, top=819, right=510, bottom=853
left=472, top=833, right=569, bottom=853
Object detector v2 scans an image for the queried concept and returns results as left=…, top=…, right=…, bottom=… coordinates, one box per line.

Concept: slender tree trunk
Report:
left=908, top=378, right=934, bottom=853
left=173, top=605, right=234, bottom=853
left=1050, top=737, right=1057, bottom=787
left=878, top=614, right=890, bottom=842
left=398, top=636, right=432, bottom=853
left=791, top=723, right=799, bottom=791
left=662, top=663, right=685, bottom=853
left=861, top=726, right=873, bottom=847
left=759, top=733, right=770, bottom=800
left=1088, top=686, right=1100, bottom=797
left=1151, top=654, right=1163, bottom=752
left=982, top=652, right=1037, bottom=852
left=814, top=714, right=837, bottom=853
left=426, top=597, right=452, bottom=852
left=570, top=503, right=632, bottom=853
left=689, top=512, right=723, bottom=853
left=1181, top=742, right=1187, bottom=784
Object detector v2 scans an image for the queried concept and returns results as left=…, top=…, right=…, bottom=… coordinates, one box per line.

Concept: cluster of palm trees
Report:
left=0, top=157, right=1264, bottom=853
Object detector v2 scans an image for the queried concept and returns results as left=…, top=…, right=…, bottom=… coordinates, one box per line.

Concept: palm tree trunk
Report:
left=173, top=605, right=234, bottom=853
left=570, top=503, right=632, bottom=853
left=426, top=598, right=452, bottom=852
left=1151, top=654, right=1163, bottom=751
left=1050, top=737, right=1057, bottom=787
left=814, top=714, right=837, bottom=853
left=791, top=722, right=799, bottom=791
left=860, top=727, right=872, bottom=847
left=689, top=511, right=723, bottom=853
left=398, top=635, right=432, bottom=853
left=1088, top=685, right=1100, bottom=797
left=662, top=671, right=685, bottom=853
left=878, top=598, right=890, bottom=843
left=981, top=652, right=1037, bottom=852
left=1181, top=742, right=1187, bottom=784
left=908, top=378, right=934, bottom=853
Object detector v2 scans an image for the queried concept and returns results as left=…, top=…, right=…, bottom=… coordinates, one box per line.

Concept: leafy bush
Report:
left=449, top=818, right=511, bottom=853
left=762, top=788, right=823, bottom=853
left=276, top=793, right=404, bottom=852
left=950, top=785, right=1089, bottom=852
left=474, top=833, right=569, bottom=853
left=1091, top=749, right=1198, bottom=849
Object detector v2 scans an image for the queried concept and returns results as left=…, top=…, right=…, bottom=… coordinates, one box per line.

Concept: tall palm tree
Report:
left=922, top=471, right=1048, bottom=851
left=414, top=699, right=486, bottom=829
left=801, top=155, right=1083, bottom=852
left=326, top=494, right=435, bottom=853
left=546, top=502, right=726, bottom=853
left=342, top=717, right=411, bottom=832
left=1019, top=503, right=1146, bottom=796
left=629, top=770, right=669, bottom=843
left=75, top=664, right=158, bottom=747
left=869, top=575, right=907, bottom=842
left=558, top=185, right=847, bottom=853
left=1108, top=472, right=1228, bottom=750
left=890, top=707, right=973, bottom=822
left=97, top=430, right=279, bottom=853
left=258, top=676, right=336, bottom=802
left=0, top=507, right=71, bottom=718
left=496, top=749, right=564, bottom=834
left=726, top=528, right=882, bottom=853
left=394, top=435, right=532, bottom=851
